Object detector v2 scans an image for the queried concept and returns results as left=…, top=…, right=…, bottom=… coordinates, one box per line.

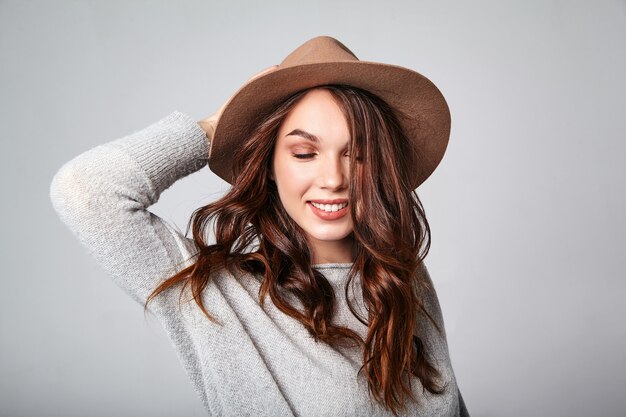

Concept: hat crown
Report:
left=211, top=35, right=450, bottom=190
left=280, top=36, right=359, bottom=68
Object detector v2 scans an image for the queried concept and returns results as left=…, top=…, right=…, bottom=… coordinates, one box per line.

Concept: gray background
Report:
left=1, top=1, right=624, bottom=416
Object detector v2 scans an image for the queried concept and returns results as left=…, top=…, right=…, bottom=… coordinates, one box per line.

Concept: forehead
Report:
left=277, top=89, right=350, bottom=141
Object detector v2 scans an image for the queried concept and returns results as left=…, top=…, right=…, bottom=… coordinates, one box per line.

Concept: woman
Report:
left=50, top=36, right=469, bottom=417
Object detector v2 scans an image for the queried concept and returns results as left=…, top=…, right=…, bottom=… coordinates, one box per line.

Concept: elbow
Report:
left=49, top=150, right=107, bottom=223
left=49, top=160, right=88, bottom=221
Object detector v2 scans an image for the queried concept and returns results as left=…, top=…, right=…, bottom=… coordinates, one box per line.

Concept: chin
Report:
left=308, top=230, right=353, bottom=242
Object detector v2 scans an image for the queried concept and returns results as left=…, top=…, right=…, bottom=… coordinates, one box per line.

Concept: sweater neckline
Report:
left=311, top=262, right=354, bottom=268
left=311, top=262, right=357, bottom=285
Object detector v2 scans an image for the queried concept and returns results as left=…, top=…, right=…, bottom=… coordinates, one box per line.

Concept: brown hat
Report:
left=209, top=35, right=451, bottom=190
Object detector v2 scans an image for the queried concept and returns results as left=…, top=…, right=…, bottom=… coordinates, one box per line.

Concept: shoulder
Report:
left=415, top=261, right=439, bottom=311
left=414, top=261, right=447, bottom=338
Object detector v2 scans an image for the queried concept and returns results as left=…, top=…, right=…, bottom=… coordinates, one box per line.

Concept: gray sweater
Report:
left=49, top=111, right=469, bottom=416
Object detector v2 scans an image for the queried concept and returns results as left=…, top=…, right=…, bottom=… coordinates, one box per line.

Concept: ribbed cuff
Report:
left=106, top=111, right=210, bottom=195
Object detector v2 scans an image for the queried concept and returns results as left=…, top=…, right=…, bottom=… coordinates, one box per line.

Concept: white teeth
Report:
left=311, top=202, right=348, bottom=212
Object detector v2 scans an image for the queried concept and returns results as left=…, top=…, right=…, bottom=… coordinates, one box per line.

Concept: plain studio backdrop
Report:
left=1, top=1, right=624, bottom=416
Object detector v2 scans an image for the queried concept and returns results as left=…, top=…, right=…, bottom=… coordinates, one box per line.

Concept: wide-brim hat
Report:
left=209, top=35, right=451, bottom=190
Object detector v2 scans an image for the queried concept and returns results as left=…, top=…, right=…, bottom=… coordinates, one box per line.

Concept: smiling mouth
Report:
left=308, top=201, right=349, bottom=213
left=307, top=201, right=349, bottom=220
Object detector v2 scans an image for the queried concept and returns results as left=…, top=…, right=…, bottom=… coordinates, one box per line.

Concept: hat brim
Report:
left=210, top=61, right=451, bottom=189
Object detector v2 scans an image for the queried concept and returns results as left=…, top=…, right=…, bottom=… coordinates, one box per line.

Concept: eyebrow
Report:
left=286, top=129, right=320, bottom=143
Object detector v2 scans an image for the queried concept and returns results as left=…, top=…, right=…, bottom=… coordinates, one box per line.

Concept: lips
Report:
left=308, top=199, right=349, bottom=204
left=307, top=200, right=349, bottom=220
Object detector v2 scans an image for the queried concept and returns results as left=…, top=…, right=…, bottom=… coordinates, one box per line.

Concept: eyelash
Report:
left=293, top=153, right=316, bottom=159
left=292, top=153, right=358, bottom=160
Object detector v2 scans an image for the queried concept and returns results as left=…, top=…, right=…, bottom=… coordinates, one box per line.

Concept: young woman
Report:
left=50, top=36, right=469, bottom=417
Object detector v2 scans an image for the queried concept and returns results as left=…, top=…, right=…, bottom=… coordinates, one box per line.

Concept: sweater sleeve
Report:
left=417, top=262, right=470, bottom=416
left=49, top=111, right=210, bottom=308
left=458, top=388, right=469, bottom=416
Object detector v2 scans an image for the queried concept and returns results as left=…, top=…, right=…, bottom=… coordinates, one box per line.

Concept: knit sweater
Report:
left=49, top=111, right=469, bottom=417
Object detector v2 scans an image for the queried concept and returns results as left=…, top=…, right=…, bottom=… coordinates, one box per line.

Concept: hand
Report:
left=198, top=65, right=279, bottom=142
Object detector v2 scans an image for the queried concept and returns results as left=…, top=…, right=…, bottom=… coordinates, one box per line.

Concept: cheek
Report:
left=274, top=161, right=312, bottom=196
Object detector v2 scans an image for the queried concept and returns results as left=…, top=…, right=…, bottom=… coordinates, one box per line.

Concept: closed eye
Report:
left=292, top=153, right=316, bottom=159
left=345, top=149, right=363, bottom=162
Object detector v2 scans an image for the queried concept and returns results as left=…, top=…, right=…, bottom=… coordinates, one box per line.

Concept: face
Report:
left=271, top=88, right=354, bottom=263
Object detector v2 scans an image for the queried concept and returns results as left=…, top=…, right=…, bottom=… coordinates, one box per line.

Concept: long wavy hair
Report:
left=144, top=84, right=447, bottom=415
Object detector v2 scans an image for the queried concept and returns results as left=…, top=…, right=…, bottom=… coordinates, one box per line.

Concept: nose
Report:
left=320, top=154, right=348, bottom=191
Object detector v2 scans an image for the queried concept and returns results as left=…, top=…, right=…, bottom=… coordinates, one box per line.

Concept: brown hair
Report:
left=144, top=84, right=447, bottom=415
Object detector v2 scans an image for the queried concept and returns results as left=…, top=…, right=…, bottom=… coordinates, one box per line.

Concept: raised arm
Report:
left=49, top=111, right=211, bottom=308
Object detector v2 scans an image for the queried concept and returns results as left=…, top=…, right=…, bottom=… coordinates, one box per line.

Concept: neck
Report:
left=309, top=236, right=355, bottom=264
